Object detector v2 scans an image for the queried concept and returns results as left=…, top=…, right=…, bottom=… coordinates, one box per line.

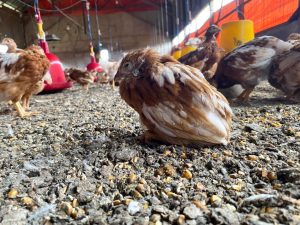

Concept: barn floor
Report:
left=0, top=82, right=299, bottom=225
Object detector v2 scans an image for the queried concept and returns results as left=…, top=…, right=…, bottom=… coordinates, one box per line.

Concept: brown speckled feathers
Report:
left=268, top=43, right=300, bottom=98
left=115, top=48, right=233, bottom=146
left=0, top=45, right=50, bottom=103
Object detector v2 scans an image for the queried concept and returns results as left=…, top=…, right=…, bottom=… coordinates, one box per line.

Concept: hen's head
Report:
left=25, top=45, right=45, bottom=56
left=1, top=38, right=17, bottom=53
left=205, top=25, right=221, bottom=38
left=115, top=48, right=160, bottom=82
left=288, top=33, right=300, bottom=41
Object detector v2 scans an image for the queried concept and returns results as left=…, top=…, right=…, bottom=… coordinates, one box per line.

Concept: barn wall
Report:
left=0, top=8, right=26, bottom=48
left=259, top=20, right=300, bottom=40
left=23, top=10, right=169, bottom=68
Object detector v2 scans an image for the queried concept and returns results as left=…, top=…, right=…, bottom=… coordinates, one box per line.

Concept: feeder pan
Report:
left=87, top=56, right=104, bottom=83
left=42, top=52, right=72, bottom=92
left=87, top=56, right=104, bottom=72
left=38, top=39, right=72, bottom=92
left=34, top=2, right=71, bottom=93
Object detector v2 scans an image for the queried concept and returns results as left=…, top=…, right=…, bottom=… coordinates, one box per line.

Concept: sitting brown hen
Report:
left=178, top=25, right=223, bottom=81
left=268, top=43, right=300, bottom=100
left=64, top=68, right=95, bottom=90
left=0, top=45, right=50, bottom=117
left=115, top=48, right=233, bottom=147
left=213, top=36, right=293, bottom=102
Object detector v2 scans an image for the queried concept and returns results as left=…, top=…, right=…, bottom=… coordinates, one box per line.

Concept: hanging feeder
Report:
left=34, top=0, right=72, bottom=93
left=85, top=0, right=104, bottom=75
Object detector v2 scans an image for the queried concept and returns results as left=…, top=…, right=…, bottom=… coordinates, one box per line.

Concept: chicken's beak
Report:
left=43, top=72, right=53, bottom=85
left=114, top=71, right=122, bottom=83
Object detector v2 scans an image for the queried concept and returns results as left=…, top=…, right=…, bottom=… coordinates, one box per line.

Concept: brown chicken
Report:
left=178, top=25, right=223, bottom=80
left=21, top=72, right=52, bottom=109
left=213, top=36, right=293, bottom=102
left=102, top=61, right=121, bottom=89
left=268, top=43, right=300, bottom=100
left=1, top=38, right=18, bottom=53
left=1, top=38, right=51, bottom=109
left=0, top=45, right=50, bottom=117
left=64, top=68, right=95, bottom=90
left=114, top=48, right=233, bottom=146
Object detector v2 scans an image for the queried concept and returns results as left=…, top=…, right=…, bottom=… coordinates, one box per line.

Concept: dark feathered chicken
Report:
left=213, top=36, right=293, bottom=102
left=268, top=43, right=300, bottom=100
left=64, top=68, right=95, bottom=91
left=178, top=25, right=222, bottom=80
left=115, top=48, right=233, bottom=147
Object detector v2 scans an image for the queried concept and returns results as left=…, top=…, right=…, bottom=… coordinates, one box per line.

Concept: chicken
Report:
left=268, top=43, right=300, bottom=100
left=114, top=48, right=233, bottom=146
left=102, top=61, right=121, bottom=89
left=1, top=38, right=51, bottom=109
left=287, top=33, right=300, bottom=46
left=64, top=68, right=95, bottom=90
left=21, top=72, right=52, bottom=109
left=0, top=45, right=50, bottom=117
left=97, top=71, right=110, bottom=84
left=178, top=25, right=223, bottom=81
left=1, top=38, right=18, bottom=53
left=213, top=36, right=293, bottom=102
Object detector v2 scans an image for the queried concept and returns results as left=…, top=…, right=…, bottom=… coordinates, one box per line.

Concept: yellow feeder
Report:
left=220, top=20, right=254, bottom=53
left=180, top=37, right=202, bottom=57
left=181, top=45, right=197, bottom=57
left=172, top=49, right=182, bottom=60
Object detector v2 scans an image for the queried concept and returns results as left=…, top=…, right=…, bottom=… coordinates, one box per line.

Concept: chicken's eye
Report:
left=123, top=62, right=132, bottom=70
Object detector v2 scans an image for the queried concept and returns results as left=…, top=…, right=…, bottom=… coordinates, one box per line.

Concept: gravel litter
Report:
left=0, top=82, right=299, bottom=224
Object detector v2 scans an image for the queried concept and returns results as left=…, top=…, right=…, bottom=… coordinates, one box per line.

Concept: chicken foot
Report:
left=111, top=79, right=115, bottom=90
left=14, top=102, right=38, bottom=118
left=236, top=87, right=254, bottom=102
left=140, top=130, right=164, bottom=145
left=83, top=84, right=89, bottom=91
left=22, top=97, right=30, bottom=110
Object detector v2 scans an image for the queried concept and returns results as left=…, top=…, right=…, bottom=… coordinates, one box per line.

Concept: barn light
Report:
left=100, top=49, right=109, bottom=62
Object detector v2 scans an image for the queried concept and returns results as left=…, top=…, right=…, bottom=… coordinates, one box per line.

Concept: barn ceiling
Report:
left=0, top=0, right=208, bottom=38
left=0, top=0, right=165, bottom=14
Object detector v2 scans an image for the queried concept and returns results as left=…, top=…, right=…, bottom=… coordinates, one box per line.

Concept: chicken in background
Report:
left=101, top=61, right=121, bottom=89
left=1, top=38, right=51, bottom=110
left=287, top=33, right=300, bottom=46
left=268, top=43, right=300, bottom=101
left=178, top=25, right=223, bottom=81
left=64, top=68, right=96, bottom=91
left=115, top=48, right=233, bottom=147
left=0, top=45, right=50, bottom=117
left=212, top=36, right=293, bottom=102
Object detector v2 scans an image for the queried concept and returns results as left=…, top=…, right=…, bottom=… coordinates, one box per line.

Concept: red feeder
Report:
left=34, top=1, right=72, bottom=92
left=87, top=55, right=104, bottom=73
left=86, top=43, right=104, bottom=83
